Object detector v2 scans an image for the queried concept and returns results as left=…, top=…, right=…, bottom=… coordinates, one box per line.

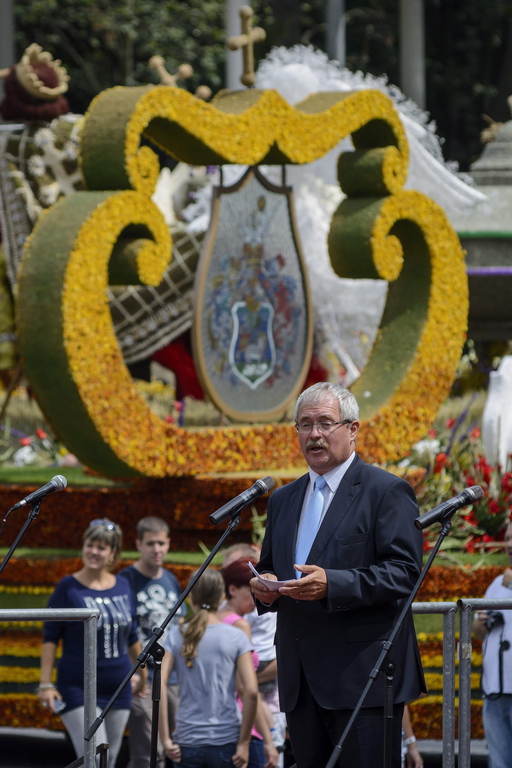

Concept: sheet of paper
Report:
left=248, top=561, right=294, bottom=591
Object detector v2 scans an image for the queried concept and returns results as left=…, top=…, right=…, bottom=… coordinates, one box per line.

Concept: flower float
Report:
left=17, top=85, right=467, bottom=477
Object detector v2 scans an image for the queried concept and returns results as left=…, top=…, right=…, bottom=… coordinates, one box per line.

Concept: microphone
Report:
left=10, top=475, right=68, bottom=511
left=414, top=485, right=483, bottom=530
left=210, top=477, right=275, bottom=525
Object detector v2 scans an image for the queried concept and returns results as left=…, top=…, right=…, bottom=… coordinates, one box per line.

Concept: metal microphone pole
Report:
left=83, top=499, right=255, bottom=767
left=324, top=511, right=457, bottom=768
left=0, top=501, right=42, bottom=576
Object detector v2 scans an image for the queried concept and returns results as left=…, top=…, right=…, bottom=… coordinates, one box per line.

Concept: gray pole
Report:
left=0, top=0, right=15, bottom=106
left=326, top=0, right=345, bottom=67
left=226, top=0, right=245, bottom=90
left=399, top=0, right=426, bottom=109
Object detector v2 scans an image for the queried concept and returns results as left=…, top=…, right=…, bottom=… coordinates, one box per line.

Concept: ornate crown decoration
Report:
left=15, top=43, right=69, bottom=102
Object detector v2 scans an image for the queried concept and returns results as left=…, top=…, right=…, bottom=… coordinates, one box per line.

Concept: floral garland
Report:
left=81, top=86, right=408, bottom=191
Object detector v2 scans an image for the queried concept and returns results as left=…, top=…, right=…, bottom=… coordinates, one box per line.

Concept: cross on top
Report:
left=227, top=5, right=266, bottom=87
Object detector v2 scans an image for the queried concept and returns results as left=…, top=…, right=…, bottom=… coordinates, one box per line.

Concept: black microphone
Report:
left=210, top=477, right=275, bottom=525
left=10, top=475, right=68, bottom=511
left=414, top=485, right=483, bottom=530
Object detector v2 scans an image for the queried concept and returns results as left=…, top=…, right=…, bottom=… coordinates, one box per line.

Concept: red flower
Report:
left=19, top=437, right=32, bottom=446
left=489, top=499, right=500, bottom=516
left=427, top=428, right=437, bottom=438
left=434, top=453, right=449, bottom=474
left=501, top=473, right=512, bottom=493
left=445, top=418, right=456, bottom=429
left=463, top=510, right=477, bottom=526
left=35, top=428, right=48, bottom=440
left=471, top=427, right=481, bottom=439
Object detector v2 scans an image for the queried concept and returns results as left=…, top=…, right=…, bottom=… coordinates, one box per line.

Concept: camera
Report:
left=486, top=610, right=505, bottom=631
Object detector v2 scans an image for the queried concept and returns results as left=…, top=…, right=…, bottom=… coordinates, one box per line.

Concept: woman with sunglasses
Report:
left=37, top=519, right=145, bottom=768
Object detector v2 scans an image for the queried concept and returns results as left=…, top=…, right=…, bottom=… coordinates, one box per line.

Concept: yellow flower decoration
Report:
left=17, top=84, right=466, bottom=476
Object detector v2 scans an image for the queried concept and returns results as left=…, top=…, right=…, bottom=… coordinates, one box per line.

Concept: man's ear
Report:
left=135, top=538, right=142, bottom=553
left=350, top=420, right=360, bottom=440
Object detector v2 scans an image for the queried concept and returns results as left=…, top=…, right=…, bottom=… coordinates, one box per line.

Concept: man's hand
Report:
left=278, top=565, right=327, bottom=600
left=250, top=574, right=281, bottom=604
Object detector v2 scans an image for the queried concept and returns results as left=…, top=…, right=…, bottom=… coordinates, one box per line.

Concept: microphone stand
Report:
left=83, top=511, right=244, bottom=767
left=324, top=510, right=457, bottom=768
left=0, top=501, right=42, bottom=576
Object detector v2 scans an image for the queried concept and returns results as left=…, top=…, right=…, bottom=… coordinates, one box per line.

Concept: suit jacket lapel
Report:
left=307, top=453, right=363, bottom=566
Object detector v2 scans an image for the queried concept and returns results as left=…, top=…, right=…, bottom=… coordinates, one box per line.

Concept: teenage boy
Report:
left=120, top=517, right=185, bottom=768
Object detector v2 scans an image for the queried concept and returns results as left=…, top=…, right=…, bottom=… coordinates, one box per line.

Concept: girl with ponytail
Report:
left=159, top=568, right=259, bottom=768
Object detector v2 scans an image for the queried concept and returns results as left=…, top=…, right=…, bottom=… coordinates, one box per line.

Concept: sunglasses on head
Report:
left=89, top=518, right=116, bottom=532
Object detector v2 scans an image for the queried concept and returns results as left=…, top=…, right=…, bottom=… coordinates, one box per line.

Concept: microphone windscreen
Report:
left=260, top=476, right=275, bottom=493
left=468, top=485, right=483, bottom=501
left=52, top=475, right=68, bottom=490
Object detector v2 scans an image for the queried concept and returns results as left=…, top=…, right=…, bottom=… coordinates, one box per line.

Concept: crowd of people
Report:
left=44, top=383, right=512, bottom=768
left=37, top=519, right=283, bottom=768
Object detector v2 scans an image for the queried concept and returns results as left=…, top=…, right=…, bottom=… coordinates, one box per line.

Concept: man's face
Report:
left=505, top=524, right=512, bottom=564
left=297, top=395, right=359, bottom=475
left=136, top=529, right=170, bottom=569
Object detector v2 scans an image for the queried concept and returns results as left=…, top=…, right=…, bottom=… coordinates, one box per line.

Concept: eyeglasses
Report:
left=295, top=419, right=352, bottom=434
left=89, top=519, right=116, bottom=531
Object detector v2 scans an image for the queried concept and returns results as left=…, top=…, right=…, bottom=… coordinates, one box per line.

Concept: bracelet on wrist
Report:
left=403, top=735, right=416, bottom=746
left=37, top=683, right=55, bottom=690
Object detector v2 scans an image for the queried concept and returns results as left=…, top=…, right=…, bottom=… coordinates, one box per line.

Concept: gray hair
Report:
left=294, top=382, right=359, bottom=423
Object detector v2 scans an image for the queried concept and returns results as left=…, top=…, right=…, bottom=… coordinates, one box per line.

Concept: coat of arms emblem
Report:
left=193, top=167, right=313, bottom=421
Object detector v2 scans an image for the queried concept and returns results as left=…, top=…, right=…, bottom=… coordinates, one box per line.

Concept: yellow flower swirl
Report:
left=16, top=84, right=467, bottom=476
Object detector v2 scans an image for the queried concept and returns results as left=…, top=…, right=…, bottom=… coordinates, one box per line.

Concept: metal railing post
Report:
left=0, top=608, right=99, bottom=768
left=412, top=602, right=457, bottom=768
left=457, top=600, right=473, bottom=768
left=457, top=597, right=512, bottom=768
left=83, top=613, right=98, bottom=768
left=442, top=605, right=457, bottom=768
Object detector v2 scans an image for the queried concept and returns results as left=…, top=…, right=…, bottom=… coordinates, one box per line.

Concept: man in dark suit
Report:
left=250, top=382, right=426, bottom=768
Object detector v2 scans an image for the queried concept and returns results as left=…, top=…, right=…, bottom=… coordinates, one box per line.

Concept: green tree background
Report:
left=12, top=0, right=512, bottom=170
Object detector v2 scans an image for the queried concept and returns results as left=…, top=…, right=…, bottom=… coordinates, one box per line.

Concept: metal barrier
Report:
left=0, top=608, right=100, bottom=768
left=1, top=599, right=510, bottom=768
left=457, top=597, right=512, bottom=768
left=412, top=602, right=458, bottom=768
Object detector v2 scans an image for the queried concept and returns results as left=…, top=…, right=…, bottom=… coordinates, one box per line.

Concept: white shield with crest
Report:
left=193, top=166, right=313, bottom=422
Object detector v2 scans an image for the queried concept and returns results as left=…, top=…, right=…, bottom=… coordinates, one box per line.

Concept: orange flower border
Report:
left=0, top=476, right=286, bottom=551
left=0, top=695, right=481, bottom=740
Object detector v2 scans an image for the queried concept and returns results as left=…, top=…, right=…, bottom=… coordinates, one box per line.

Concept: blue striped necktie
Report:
left=295, top=475, right=327, bottom=579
